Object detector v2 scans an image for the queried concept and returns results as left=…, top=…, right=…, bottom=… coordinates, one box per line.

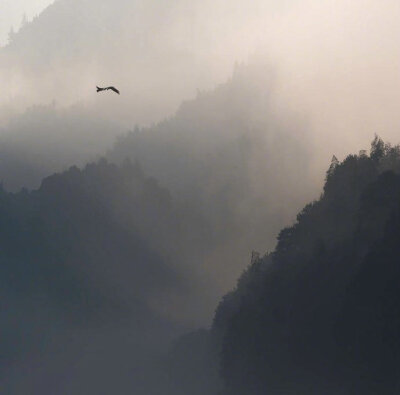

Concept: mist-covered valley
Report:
left=1, top=0, right=400, bottom=394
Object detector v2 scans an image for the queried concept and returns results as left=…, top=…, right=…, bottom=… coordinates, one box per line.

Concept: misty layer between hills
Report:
left=1, top=0, right=400, bottom=394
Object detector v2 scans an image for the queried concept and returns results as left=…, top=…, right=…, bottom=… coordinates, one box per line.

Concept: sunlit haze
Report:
left=1, top=1, right=400, bottom=393
left=0, top=0, right=54, bottom=45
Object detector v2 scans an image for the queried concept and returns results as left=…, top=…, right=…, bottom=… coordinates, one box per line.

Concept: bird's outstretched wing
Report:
left=108, top=86, right=120, bottom=94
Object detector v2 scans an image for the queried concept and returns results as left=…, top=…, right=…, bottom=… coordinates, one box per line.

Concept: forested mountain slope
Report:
left=212, top=137, right=400, bottom=394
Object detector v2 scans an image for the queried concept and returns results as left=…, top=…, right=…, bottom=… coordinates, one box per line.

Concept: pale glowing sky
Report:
left=0, top=0, right=54, bottom=45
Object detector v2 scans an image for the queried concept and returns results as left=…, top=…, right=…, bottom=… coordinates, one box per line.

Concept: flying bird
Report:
left=96, top=86, right=120, bottom=95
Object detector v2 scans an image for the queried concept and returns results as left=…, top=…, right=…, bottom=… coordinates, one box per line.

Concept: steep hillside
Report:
left=212, top=137, right=400, bottom=394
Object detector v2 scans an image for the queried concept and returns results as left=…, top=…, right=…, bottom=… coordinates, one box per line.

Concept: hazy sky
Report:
left=0, top=0, right=54, bottom=45
left=1, top=0, right=399, bottom=159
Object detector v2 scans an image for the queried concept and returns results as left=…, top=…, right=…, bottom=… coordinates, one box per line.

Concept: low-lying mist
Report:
left=0, top=103, right=123, bottom=190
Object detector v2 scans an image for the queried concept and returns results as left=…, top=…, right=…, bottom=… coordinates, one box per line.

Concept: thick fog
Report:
left=0, top=0, right=399, bottom=184
left=0, top=0, right=52, bottom=45
left=1, top=0, right=400, bottom=394
left=261, top=0, right=400, bottom=170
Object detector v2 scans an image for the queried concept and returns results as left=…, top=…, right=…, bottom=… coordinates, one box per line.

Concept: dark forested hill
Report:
left=210, top=136, right=400, bottom=394
left=0, top=158, right=186, bottom=394
left=6, top=135, right=400, bottom=394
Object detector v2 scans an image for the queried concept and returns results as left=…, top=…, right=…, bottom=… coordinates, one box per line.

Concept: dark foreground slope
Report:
left=211, top=137, right=400, bottom=394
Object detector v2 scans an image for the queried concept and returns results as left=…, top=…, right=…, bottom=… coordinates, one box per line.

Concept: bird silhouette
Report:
left=96, top=86, right=120, bottom=95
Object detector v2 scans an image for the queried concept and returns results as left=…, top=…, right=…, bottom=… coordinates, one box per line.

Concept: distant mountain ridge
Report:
left=0, top=0, right=272, bottom=125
